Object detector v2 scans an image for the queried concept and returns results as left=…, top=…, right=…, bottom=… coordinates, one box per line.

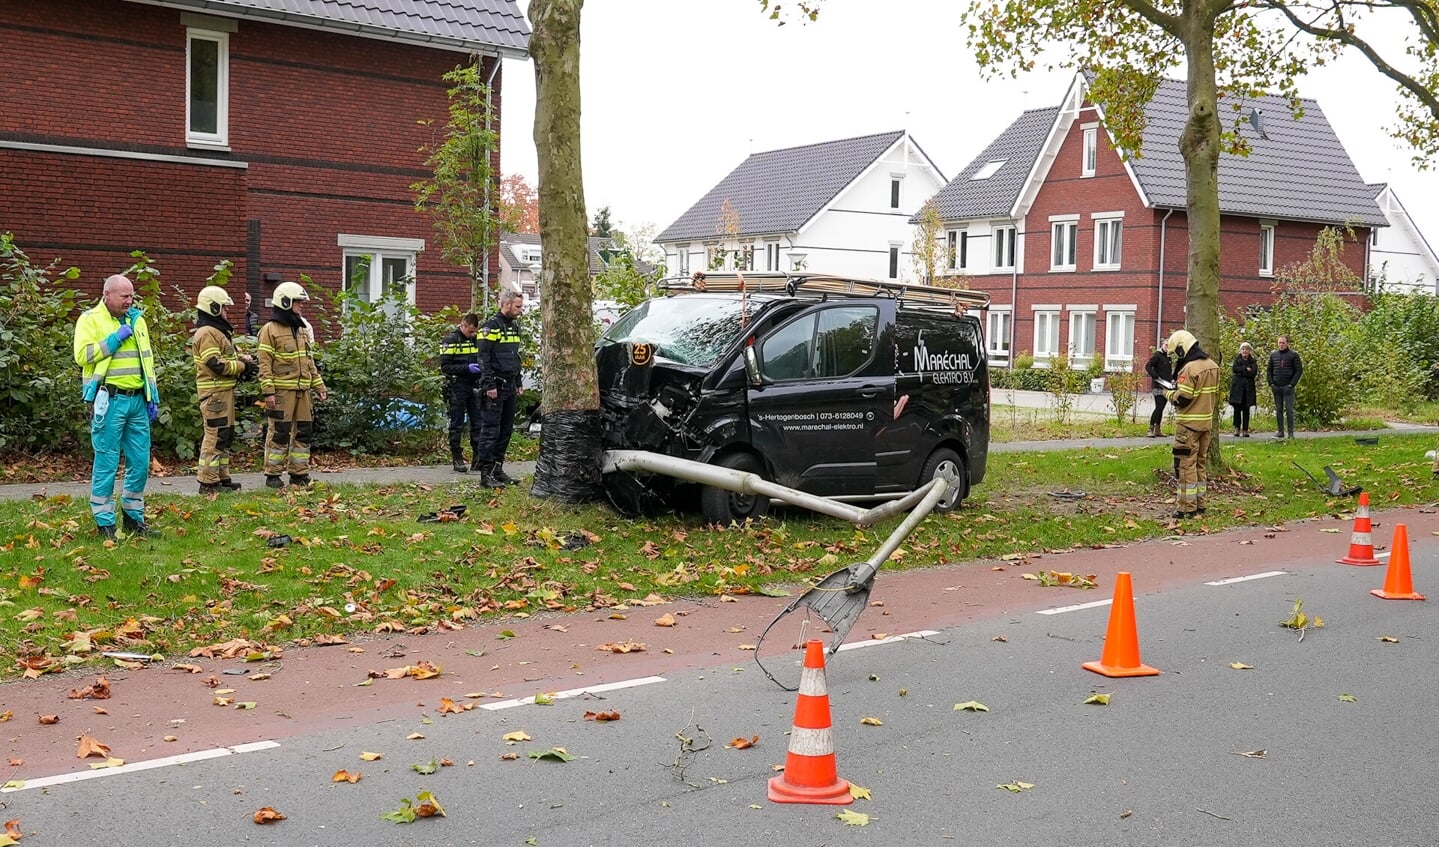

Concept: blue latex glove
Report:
left=125, top=306, right=143, bottom=324
left=147, top=402, right=159, bottom=423
left=467, top=363, right=482, bottom=375
left=109, top=324, right=134, bottom=348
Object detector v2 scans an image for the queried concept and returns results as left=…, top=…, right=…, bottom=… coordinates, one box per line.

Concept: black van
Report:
left=596, top=272, right=990, bottom=523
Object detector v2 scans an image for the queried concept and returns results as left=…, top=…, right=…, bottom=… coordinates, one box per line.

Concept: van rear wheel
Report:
left=920, top=447, right=967, bottom=513
left=700, top=453, right=771, bottom=525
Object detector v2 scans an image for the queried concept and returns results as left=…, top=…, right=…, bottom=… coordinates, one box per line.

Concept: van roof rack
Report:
left=658, top=271, right=990, bottom=312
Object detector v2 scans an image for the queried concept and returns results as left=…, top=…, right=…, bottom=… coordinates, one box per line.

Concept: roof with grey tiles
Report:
left=656, top=131, right=907, bottom=243
left=922, top=107, right=1057, bottom=222
left=1128, top=78, right=1384, bottom=226
left=145, top=0, right=529, bottom=55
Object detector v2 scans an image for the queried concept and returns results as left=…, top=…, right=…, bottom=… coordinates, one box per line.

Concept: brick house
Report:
left=925, top=73, right=1387, bottom=372
left=0, top=0, right=528, bottom=315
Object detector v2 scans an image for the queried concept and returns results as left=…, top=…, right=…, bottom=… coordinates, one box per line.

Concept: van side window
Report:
left=761, top=306, right=877, bottom=381
left=815, top=307, right=877, bottom=377
left=762, top=314, right=816, bottom=381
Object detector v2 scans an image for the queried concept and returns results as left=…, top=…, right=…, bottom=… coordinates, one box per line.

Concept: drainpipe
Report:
left=482, top=54, right=501, bottom=314
left=1156, top=208, right=1174, bottom=347
left=1008, top=229, right=1020, bottom=370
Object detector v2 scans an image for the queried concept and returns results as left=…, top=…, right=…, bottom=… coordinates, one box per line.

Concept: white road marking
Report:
left=481, top=675, right=667, bottom=710
left=835, top=629, right=941, bottom=652
left=1, top=740, right=280, bottom=793
left=1036, top=599, right=1113, bottom=616
left=1205, top=570, right=1288, bottom=586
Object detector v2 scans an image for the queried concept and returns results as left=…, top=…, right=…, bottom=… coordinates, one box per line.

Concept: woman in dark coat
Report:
left=1144, top=346, right=1173, bottom=437
left=1229, top=341, right=1258, bottom=437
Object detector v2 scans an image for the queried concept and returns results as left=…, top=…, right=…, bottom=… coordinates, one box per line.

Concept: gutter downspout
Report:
left=1157, top=208, right=1175, bottom=348
left=482, top=54, right=501, bottom=314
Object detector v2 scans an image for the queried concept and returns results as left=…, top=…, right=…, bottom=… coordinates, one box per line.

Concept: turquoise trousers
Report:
left=89, top=391, right=150, bottom=527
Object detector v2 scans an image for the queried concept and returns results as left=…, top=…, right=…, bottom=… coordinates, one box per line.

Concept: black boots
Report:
left=452, top=458, right=469, bottom=473
left=122, top=513, right=160, bottom=539
left=199, top=479, right=242, bottom=494
left=265, top=475, right=284, bottom=488
left=492, top=465, right=518, bottom=485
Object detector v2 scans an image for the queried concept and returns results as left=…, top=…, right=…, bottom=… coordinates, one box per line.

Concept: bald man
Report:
left=73, top=274, right=161, bottom=539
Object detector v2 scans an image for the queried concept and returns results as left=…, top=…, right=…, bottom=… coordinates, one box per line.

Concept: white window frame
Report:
left=946, top=227, right=968, bottom=271
left=186, top=28, right=230, bottom=150
left=676, top=245, right=690, bottom=277
left=986, top=308, right=1012, bottom=364
left=1081, top=124, right=1098, bottom=178
left=890, top=173, right=904, bottom=210
left=1032, top=305, right=1060, bottom=365
left=765, top=241, right=780, bottom=271
left=887, top=242, right=902, bottom=279
left=338, top=234, right=423, bottom=315
left=1259, top=222, right=1276, bottom=277
left=993, top=224, right=1016, bottom=270
left=1104, top=307, right=1136, bottom=370
left=1050, top=215, right=1079, bottom=272
left=1092, top=212, right=1123, bottom=270
left=1068, top=307, right=1097, bottom=366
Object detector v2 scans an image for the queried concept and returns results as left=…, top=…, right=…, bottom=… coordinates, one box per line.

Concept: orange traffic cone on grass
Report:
left=1338, top=492, right=1382, bottom=566
left=768, top=639, right=852, bottom=805
left=1371, top=523, right=1426, bottom=601
left=1082, top=571, right=1160, bottom=678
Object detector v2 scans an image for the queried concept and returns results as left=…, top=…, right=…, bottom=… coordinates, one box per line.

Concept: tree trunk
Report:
left=528, top=0, right=602, bottom=503
left=1178, top=21, right=1225, bottom=469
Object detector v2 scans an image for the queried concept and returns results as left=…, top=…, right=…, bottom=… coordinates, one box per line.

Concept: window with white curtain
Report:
left=1105, top=310, right=1135, bottom=370
left=1033, top=309, right=1060, bottom=363
left=1069, top=309, right=1096, bottom=365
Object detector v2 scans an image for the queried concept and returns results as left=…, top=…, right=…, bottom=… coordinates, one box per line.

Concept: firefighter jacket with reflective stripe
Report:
left=73, top=302, right=158, bottom=402
left=476, top=312, right=523, bottom=391
left=193, top=316, right=244, bottom=393
left=258, top=319, right=325, bottom=395
left=439, top=327, right=481, bottom=388
left=1165, top=356, right=1221, bottom=429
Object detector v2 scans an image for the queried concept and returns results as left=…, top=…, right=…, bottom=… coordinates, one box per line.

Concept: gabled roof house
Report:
left=928, top=73, right=1386, bottom=372
left=655, top=131, right=946, bottom=281
left=1367, top=184, right=1439, bottom=293
left=498, top=233, right=655, bottom=298
left=0, top=0, right=528, bottom=314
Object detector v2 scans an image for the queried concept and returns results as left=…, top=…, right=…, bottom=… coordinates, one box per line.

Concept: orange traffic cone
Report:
left=1371, top=523, right=1426, bottom=601
left=1338, top=492, right=1382, bottom=566
left=768, top=639, right=852, bottom=805
left=1082, top=571, right=1160, bottom=678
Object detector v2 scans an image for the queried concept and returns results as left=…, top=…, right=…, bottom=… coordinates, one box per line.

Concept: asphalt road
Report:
left=5, top=515, right=1437, bottom=846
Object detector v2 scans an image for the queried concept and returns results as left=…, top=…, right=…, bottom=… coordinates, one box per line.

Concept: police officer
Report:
left=73, top=274, right=160, bottom=539
left=1162, top=329, right=1221, bottom=519
left=192, top=286, right=255, bottom=494
left=475, top=289, right=525, bottom=487
left=439, top=313, right=483, bottom=473
left=258, top=281, right=327, bottom=488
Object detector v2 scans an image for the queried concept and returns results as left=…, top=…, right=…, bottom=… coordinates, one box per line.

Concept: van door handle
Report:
left=858, top=386, right=881, bottom=398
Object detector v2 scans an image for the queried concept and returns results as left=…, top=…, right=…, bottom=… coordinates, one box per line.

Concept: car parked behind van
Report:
left=596, top=272, right=990, bottom=523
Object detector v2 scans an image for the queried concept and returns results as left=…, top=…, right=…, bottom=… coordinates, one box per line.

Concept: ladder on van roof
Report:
left=658, top=271, right=991, bottom=313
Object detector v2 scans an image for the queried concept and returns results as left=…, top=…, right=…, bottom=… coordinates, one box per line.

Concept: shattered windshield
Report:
left=599, top=294, right=767, bottom=367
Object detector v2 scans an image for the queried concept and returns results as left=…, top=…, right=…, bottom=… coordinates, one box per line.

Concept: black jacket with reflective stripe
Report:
left=477, top=313, right=523, bottom=389
left=439, top=327, right=481, bottom=386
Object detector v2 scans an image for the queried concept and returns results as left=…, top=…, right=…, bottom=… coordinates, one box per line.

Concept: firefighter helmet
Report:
left=196, top=286, right=233, bottom=317
left=273, top=281, right=309, bottom=310
left=1165, top=329, right=1198, bottom=358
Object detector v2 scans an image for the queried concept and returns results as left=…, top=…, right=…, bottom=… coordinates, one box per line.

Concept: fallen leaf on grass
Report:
left=528, top=747, right=574, bottom=762
left=1083, top=693, right=1111, bottom=705
left=253, top=806, right=286, bottom=824
left=996, top=781, right=1035, bottom=792
left=836, top=809, right=870, bottom=826
left=583, top=711, right=620, bottom=722
left=75, top=734, right=110, bottom=759
left=953, top=701, right=989, bottom=712
left=333, top=770, right=361, bottom=783
left=726, top=736, right=759, bottom=749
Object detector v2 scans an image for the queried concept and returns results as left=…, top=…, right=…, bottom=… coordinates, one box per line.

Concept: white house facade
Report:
left=1368, top=184, right=1439, bottom=293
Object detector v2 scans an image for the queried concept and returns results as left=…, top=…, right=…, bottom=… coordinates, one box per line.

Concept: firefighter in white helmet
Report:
left=192, top=286, right=255, bottom=494
left=1162, top=329, right=1221, bottom=518
left=257, top=281, right=327, bottom=488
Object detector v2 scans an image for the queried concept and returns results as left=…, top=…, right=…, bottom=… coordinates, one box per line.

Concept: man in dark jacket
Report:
left=439, top=313, right=482, bottom=473
left=475, top=290, right=526, bottom=487
left=1267, top=335, right=1302, bottom=439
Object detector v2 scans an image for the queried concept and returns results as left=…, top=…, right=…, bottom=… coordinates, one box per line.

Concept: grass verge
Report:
left=2, top=433, right=1435, bottom=680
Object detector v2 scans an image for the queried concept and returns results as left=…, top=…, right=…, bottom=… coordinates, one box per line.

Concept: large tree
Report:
left=964, top=0, right=1439, bottom=461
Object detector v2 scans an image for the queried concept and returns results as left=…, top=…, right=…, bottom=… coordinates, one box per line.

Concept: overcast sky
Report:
left=499, top=0, right=1439, bottom=250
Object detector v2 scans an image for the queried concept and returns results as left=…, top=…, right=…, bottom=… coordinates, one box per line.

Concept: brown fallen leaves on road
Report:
left=68, top=677, right=111, bottom=700
left=438, top=697, right=473, bottom=714
left=654, top=613, right=676, bottom=627
left=252, top=807, right=286, bottom=824
left=37, top=715, right=59, bottom=725
left=332, top=770, right=362, bottom=783
left=3, top=818, right=21, bottom=844
left=377, top=661, right=442, bottom=680
left=726, top=736, right=759, bottom=749
left=584, top=710, right=621, bottom=722
left=75, top=735, right=110, bottom=759
left=595, top=641, right=646, bottom=653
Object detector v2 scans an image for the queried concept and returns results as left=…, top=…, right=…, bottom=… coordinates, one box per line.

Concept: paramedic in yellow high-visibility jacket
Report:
left=73, top=274, right=160, bottom=540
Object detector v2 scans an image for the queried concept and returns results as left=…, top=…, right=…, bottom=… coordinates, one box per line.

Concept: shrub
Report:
left=0, top=234, right=85, bottom=453
left=1239, top=291, right=1364, bottom=427
left=1106, top=370, right=1142, bottom=423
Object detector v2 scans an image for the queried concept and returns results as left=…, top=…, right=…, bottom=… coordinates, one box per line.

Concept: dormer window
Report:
left=971, top=160, right=1006, bottom=180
